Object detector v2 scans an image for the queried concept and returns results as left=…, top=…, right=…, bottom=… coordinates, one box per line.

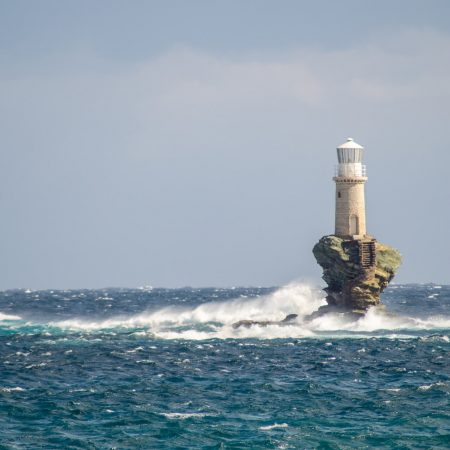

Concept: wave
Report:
left=307, top=306, right=450, bottom=333
left=259, top=423, right=289, bottom=431
left=0, top=312, right=22, bottom=321
left=161, top=412, right=210, bottom=420
left=151, top=309, right=450, bottom=341
left=3, top=282, right=450, bottom=340
left=0, top=387, right=25, bottom=393
left=52, top=282, right=325, bottom=331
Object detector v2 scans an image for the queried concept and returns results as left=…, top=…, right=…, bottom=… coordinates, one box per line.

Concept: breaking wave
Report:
left=2, top=283, right=450, bottom=340
left=53, top=282, right=324, bottom=331
left=259, top=423, right=289, bottom=431
left=44, top=282, right=450, bottom=340
left=0, top=312, right=22, bottom=321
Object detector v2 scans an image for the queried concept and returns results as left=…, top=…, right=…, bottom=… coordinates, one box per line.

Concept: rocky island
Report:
left=313, top=235, right=401, bottom=315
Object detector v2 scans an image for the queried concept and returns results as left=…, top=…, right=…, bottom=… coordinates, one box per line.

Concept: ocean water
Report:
left=0, top=283, right=449, bottom=449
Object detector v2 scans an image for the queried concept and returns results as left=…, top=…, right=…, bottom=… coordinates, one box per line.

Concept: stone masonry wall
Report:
left=334, top=178, right=367, bottom=237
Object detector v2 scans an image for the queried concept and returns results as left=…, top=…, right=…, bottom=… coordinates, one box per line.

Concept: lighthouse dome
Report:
left=336, top=137, right=364, bottom=164
left=337, top=137, right=364, bottom=150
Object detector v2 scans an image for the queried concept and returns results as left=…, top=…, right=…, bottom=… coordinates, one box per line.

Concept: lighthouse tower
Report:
left=334, top=138, right=367, bottom=239
left=312, top=137, right=401, bottom=313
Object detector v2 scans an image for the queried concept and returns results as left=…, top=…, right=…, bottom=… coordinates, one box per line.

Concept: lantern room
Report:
left=335, top=137, right=366, bottom=178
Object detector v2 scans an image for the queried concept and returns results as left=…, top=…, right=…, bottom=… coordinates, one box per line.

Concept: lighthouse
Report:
left=334, top=138, right=367, bottom=239
left=312, top=136, right=401, bottom=314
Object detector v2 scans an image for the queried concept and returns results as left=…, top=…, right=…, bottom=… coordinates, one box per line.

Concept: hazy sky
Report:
left=1, top=0, right=450, bottom=289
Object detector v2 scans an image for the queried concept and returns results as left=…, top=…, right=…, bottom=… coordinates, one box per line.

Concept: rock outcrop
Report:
left=313, top=235, right=401, bottom=314
left=232, top=314, right=298, bottom=329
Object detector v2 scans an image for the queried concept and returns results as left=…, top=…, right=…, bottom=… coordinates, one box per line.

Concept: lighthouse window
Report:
left=338, top=192, right=341, bottom=198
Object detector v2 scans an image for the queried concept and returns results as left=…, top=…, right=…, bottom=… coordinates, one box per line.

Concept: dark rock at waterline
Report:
left=232, top=313, right=298, bottom=329
left=313, top=235, right=401, bottom=311
left=305, top=304, right=384, bottom=321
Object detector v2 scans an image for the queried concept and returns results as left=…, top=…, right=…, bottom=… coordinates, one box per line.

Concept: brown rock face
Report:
left=313, top=235, right=402, bottom=313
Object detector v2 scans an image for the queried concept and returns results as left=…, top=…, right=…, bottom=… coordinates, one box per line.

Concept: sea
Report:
left=0, top=283, right=449, bottom=449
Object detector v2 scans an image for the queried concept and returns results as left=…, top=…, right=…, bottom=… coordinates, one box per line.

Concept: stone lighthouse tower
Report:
left=312, top=137, right=401, bottom=314
left=334, top=138, right=367, bottom=239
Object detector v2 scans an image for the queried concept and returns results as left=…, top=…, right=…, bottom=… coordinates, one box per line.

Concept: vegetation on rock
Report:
left=313, top=235, right=401, bottom=312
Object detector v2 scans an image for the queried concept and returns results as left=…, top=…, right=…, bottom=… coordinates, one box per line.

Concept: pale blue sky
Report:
left=1, top=1, right=449, bottom=289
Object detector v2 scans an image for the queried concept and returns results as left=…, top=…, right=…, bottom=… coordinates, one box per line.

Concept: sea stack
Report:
left=313, top=138, right=401, bottom=315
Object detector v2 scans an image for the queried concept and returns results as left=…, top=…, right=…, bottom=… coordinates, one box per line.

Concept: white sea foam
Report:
left=418, top=381, right=448, bottom=391
left=0, top=312, right=22, bottom=321
left=307, top=306, right=450, bottom=333
left=153, top=323, right=316, bottom=340
left=40, top=281, right=450, bottom=340
left=0, top=387, right=25, bottom=393
left=53, top=282, right=324, bottom=331
left=259, top=423, right=289, bottom=431
left=161, top=412, right=209, bottom=419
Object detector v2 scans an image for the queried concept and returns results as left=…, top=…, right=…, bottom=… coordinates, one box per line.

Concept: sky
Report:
left=1, top=0, right=450, bottom=289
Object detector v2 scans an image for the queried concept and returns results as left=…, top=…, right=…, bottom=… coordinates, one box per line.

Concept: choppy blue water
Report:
left=0, top=283, right=449, bottom=449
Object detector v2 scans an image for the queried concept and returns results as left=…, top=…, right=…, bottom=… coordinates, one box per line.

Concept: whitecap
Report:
left=161, top=412, right=209, bottom=419
left=308, top=306, right=450, bottom=334
left=125, top=346, right=144, bottom=353
left=51, top=281, right=325, bottom=332
left=0, top=387, right=25, bottom=393
left=381, top=388, right=403, bottom=397
left=259, top=423, right=289, bottom=431
left=153, top=322, right=315, bottom=340
left=418, top=382, right=448, bottom=391
left=25, top=363, right=46, bottom=369
left=0, top=312, right=22, bottom=321
left=29, top=281, right=450, bottom=340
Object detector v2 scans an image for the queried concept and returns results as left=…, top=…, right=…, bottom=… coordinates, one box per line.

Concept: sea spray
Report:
left=2, top=283, right=450, bottom=341
left=52, top=281, right=325, bottom=331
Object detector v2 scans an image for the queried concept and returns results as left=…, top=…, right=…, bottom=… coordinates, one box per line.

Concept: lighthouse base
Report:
left=312, top=235, right=401, bottom=312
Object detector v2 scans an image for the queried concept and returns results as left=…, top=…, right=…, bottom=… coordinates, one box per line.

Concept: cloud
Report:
left=132, top=28, right=450, bottom=109
left=2, top=28, right=450, bottom=146
left=4, top=28, right=450, bottom=113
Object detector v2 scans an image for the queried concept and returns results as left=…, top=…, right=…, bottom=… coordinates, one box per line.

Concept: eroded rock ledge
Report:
left=313, top=235, right=402, bottom=315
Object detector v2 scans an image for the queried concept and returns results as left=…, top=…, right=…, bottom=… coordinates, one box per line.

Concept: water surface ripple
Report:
left=0, top=284, right=449, bottom=448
